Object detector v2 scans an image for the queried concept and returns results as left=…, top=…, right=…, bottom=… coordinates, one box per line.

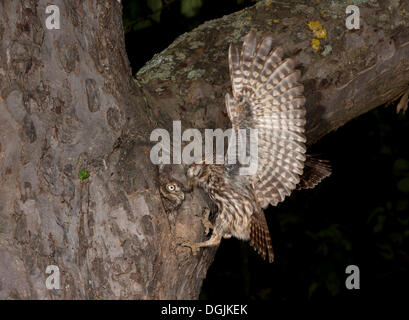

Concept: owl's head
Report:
left=158, top=164, right=188, bottom=212
left=186, top=162, right=217, bottom=188
left=159, top=181, right=185, bottom=212
left=187, top=165, right=202, bottom=178
left=186, top=164, right=203, bottom=187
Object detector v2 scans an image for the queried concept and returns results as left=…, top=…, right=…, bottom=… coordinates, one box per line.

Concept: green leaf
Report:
left=147, top=0, right=162, bottom=22
left=367, top=206, right=384, bottom=224
left=78, top=169, right=90, bottom=181
left=181, top=0, right=202, bottom=18
left=148, top=0, right=162, bottom=10
left=308, top=282, right=319, bottom=299
left=133, top=20, right=152, bottom=31
left=398, top=217, right=409, bottom=226
left=397, top=177, right=409, bottom=193
left=128, top=1, right=143, bottom=19
left=373, top=214, right=386, bottom=233
left=380, top=146, right=392, bottom=154
left=377, top=243, right=394, bottom=260
left=393, top=158, right=409, bottom=175
left=325, top=272, right=340, bottom=296
left=390, top=233, right=403, bottom=245
left=396, top=200, right=408, bottom=212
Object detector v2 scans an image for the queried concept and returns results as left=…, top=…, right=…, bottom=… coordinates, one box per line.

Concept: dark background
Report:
left=122, top=0, right=409, bottom=301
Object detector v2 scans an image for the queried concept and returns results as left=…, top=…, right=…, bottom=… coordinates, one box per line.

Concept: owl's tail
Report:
left=296, top=154, right=331, bottom=190
left=250, top=210, right=274, bottom=263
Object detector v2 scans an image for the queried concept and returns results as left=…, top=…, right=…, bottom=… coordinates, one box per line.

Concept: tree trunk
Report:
left=0, top=0, right=408, bottom=299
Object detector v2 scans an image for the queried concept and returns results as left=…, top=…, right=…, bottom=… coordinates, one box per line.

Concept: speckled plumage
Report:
left=185, top=30, right=330, bottom=263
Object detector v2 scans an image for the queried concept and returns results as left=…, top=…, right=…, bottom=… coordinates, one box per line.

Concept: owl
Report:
left=160, top=180, right=185, bottom=212
left=158, top=164, right=186, bottom=213
left=184, top=29, right=331, bottom=262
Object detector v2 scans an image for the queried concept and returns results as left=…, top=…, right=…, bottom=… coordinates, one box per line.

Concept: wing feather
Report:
left=226, top=29, right=307, bottom=208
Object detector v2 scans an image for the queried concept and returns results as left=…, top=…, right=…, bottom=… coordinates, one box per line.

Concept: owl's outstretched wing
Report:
left=226, top=29, right=307, bottom=208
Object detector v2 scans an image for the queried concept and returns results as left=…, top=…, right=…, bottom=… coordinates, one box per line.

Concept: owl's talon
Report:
left=177, top=238, right=201, bottom=256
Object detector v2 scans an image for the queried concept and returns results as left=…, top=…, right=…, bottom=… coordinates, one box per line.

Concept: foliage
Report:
left=78, top=169, right=90, bottom=181
left=123, top=0, right=256, bottom=33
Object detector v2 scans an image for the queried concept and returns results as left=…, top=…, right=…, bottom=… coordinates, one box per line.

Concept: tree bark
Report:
left=0, top=0, right=408, bottom=299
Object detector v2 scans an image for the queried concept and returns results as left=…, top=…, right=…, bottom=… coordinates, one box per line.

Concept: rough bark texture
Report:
left=0, top=0, right=408, bottom=299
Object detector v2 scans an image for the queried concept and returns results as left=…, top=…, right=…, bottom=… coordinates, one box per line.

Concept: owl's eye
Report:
left=166, top=184, right=175, bottom=191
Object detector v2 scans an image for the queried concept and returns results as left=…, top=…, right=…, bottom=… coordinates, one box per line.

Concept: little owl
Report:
left=184, top=29, right=331, bottom=262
